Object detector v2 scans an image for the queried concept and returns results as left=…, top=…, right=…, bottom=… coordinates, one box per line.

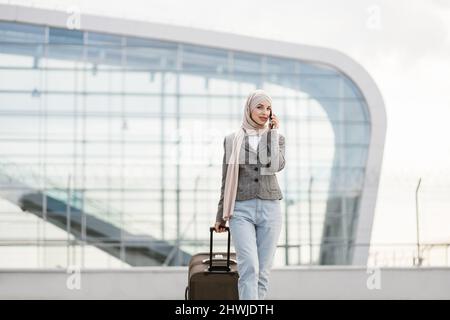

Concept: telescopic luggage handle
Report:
left=208, top=226, right=231, bottom=272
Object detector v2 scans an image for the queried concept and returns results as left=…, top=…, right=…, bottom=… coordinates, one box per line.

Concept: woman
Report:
left=213, top=89, right=285, bottom=300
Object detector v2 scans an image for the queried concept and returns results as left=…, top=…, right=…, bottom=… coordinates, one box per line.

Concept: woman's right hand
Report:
left=214, top=221, right=227, bottom=233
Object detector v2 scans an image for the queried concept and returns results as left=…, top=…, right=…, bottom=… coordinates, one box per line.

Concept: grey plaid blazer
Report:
left=216, top=129, right=285, bottom=224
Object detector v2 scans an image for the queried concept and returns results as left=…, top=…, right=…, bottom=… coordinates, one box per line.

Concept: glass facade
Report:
left=0, top=21, right=370, bottom=268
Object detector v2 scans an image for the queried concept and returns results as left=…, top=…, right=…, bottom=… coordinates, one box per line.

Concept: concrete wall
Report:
left=1, top=266, right=449, bottom=300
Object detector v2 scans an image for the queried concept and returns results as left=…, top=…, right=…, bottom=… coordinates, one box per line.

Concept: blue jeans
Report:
left=229, top=198, right=282, bottom=300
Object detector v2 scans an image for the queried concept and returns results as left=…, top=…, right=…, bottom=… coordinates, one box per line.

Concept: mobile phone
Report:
left=269, top=110, right=273, bottom=129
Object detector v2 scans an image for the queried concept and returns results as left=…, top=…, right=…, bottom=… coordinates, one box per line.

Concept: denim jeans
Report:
left=229, top=198, right=282, bottom=300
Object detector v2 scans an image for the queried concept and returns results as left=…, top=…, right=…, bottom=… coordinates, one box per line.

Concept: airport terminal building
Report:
left=0, top=4, right=386, bottom=269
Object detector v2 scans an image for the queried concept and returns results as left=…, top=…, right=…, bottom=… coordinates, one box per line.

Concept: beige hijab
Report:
left=222, top=89, right=272, bottom=221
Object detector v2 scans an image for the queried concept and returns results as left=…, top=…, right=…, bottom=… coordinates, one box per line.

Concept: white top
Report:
left=248, top=135, right=261, bottom=151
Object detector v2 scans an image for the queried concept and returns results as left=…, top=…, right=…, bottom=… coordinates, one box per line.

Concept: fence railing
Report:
left=0, top=238, right=448, bottom=268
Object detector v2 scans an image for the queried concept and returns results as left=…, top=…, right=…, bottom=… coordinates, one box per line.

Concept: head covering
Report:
left=222, top=89, right=272, bottom=221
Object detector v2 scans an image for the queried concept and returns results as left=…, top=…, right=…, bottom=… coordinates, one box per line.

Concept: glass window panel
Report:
left=124, top=71, right=162, bottom=93
left=233, top=74, right=261, bottom=94
left=123, top=96, right=162, bottom=116
left=207, top=77, right=231, bottom=95
left=179, top=96, right=207, bottom=115
left=0, top=140, right=39, bottom=157
left=45, top=69, right=82, bottom=91
left=179, top=74, right=208, bottom=95
left=299, top=74, right=342, bottom=98
left=338, top=146, right=369, bottom=167
left=265, top=56, right=298, bottom=74
left=161, top=72, right=178, bottom=94
left=0, top=47, right=37, bottom=66
left=0, top=92, right=40, bottom=113
left=126, top=36, right=177, bottom=69
left=182, top=44, right=229, bottom=74
left=0, top=68, right=40, bottom=91
left=123, top=117, right=161, bottom=140
left=283, top=97, right=307, bottom=119
left=342, top=100, right=369, bottom=122
left=5, top=44, right=44, bottom=63
left=84, top=117, right=126, bottom=139
left=299, top=62, right=337, bottom=75
left=46, top=44, right=84, bottom=62
left=87, top=32, right=123, bottom=67
left=233, top=52, right=261, bottom=73
left=0, top=115, right=39, bottom=138
left=86, top=69, right=119, bottom=92
left=337, top=123, right=370, bottom=144
left=0, top=21, right=45, bottom=43
left=341, top=76, right=363, bottom=99
left=43, top=54, right=80, bottom=68
left=49, top=27, right=83, bottom=44
left=87, top=45, right=123, bottom=67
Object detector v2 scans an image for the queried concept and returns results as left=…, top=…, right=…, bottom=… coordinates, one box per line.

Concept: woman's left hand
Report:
left=270, top=114, right=280, bottom=129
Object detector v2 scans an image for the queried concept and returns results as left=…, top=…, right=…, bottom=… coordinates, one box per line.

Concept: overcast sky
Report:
left=2, top=0, right=450, bottom=246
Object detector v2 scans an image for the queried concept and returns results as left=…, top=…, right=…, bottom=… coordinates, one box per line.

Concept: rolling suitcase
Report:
left=185, top=226, right=239, bottom=300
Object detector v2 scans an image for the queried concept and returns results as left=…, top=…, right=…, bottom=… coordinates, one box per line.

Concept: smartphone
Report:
left=269, top=110, right=273, bottom=129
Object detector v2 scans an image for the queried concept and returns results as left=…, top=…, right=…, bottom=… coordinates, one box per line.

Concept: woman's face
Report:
left=250, top=100, right=272, bottom=126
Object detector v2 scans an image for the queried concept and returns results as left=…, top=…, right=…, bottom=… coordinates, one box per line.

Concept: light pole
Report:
left=415, top=177, right=423, bottom=266
left=284, top=199, right=294, bottom=265
left=194, top=174, right=200, bottom=249
left=164, top=161, right=213, bottom=266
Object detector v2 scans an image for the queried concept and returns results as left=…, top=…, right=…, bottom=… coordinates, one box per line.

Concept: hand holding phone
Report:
left=269, top=110, right=274, bottom=129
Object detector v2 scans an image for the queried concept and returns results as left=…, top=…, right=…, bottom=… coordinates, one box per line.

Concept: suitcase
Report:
left=185, top=226, right=239, bottom=300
